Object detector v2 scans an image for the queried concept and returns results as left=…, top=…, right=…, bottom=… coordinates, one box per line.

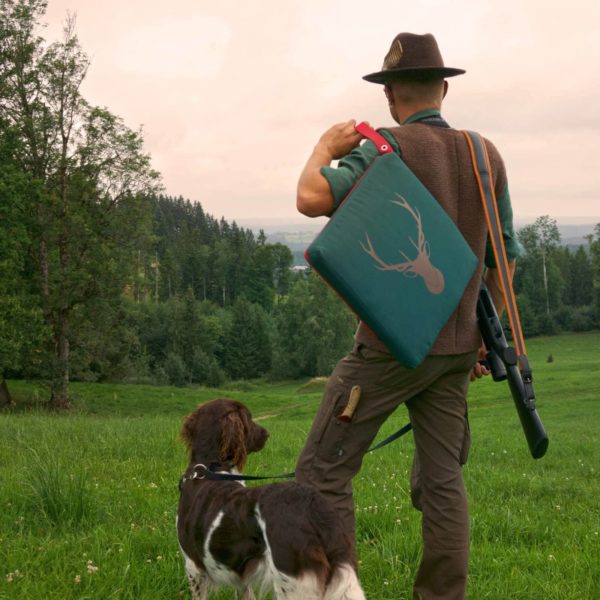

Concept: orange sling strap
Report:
left=464, top=131, right=549, bottom=459
left=462, top=131, right=529, bottom=371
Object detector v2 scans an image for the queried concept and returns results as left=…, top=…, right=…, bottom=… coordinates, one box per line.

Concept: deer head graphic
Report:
left=360, top=194, right=445, bottom=295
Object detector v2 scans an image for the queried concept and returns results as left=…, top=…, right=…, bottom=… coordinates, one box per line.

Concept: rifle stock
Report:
left=477, top=283, right=549, bottom=459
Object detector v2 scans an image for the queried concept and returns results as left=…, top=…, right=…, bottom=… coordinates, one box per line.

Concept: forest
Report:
left=1, top=0, right=599, bottom=408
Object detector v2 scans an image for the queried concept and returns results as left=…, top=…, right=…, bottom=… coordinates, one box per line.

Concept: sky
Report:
left=42, top=0, right=600, bottom=224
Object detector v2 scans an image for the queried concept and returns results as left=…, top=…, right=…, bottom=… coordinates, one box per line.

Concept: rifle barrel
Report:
left=477, top=284, right=549, bottom=459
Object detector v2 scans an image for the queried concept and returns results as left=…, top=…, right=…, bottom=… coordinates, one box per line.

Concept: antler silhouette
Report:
left=360, top=233, right=417, bottom=277
left=360, top=194, right=445, bottom=294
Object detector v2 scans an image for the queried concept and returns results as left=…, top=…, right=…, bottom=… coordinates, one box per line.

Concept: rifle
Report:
left=477, top=282, right=549, bottom=459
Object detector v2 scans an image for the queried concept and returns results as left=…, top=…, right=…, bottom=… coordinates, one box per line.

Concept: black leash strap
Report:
left=183, top=464, right=297, bottom=483
left=366, top=422, right=413, bottom=453
left=180, top=422, right=413, bottom=484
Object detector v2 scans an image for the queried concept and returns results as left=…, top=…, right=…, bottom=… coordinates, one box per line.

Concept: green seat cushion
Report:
left=306, top=151, right=478, bottom=367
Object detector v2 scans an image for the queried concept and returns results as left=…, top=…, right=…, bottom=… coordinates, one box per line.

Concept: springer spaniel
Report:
left=177, top=399, right=365, bottom=600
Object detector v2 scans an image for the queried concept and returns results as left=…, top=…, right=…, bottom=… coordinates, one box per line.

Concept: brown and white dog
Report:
left=177, top=399, right=365, bottom=600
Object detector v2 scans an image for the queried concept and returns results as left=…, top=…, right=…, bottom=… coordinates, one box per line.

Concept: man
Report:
left=294, top=33, right=521, bottom=599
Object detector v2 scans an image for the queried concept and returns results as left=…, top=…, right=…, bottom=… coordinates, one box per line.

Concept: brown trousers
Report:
left=295, top=342, right=477, bottom=600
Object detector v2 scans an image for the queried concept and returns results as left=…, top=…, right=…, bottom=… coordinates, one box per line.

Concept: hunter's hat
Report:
left=363, top=32, right=465, bottom=84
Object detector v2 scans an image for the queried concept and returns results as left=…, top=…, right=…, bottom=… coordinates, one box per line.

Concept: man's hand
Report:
left=315, top=120, right=364, bottom=160
left=470, top=343, right=490, bottom=381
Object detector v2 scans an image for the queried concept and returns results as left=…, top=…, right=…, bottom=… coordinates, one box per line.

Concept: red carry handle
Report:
left=355, top=122, right=394, bottom=155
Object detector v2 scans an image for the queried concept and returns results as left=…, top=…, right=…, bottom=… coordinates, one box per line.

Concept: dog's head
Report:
left=181, top=399, right=269, bottom=470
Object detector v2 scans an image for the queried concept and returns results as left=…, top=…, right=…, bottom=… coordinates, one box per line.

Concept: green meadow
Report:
left=1, top=332, right=599, bottom=599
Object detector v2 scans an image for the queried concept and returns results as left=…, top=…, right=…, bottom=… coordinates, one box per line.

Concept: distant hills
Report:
left=538, top=224, right=598, bottom=247
left=237, top=218, right=327, bottom=265
left=237, top=217, right=600, bottom=266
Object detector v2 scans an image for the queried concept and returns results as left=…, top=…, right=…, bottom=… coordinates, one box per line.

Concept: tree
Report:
left=567, top=246, right=593, bottom=307
left=534, top=216, right=561, bottom=315
left=591, top=224, right=600, bottom=322
left=0, top=163, right=47, bottom=404
left=270, top=242, right=294, bottom=300
left=0, top=1, right=160, bottom=407
left=516, top=217, right=562, bottom=318
left=0, top=87, right=48, bottom=404
left=272, top=273, right=356, bottom=378
left=222, top=297, right=272, bottom=380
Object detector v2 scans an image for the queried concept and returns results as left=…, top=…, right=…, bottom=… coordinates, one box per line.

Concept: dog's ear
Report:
left=181, top=411, right=198, bottom=452
left=219, top=410, right=247, bottom=470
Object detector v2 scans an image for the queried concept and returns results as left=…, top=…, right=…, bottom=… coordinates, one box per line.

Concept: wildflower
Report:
left=86, top=560, right=98, bottom=574
left=149, top=482, right=158, bottom=489
left=74, top=575, right=81, bottom=584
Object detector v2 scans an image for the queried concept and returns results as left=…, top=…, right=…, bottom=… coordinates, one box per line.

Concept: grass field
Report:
left=1, top=332, right=599, bottom=599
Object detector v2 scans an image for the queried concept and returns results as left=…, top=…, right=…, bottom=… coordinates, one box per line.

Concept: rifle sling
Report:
left=462, top=131, right=529, bottom=373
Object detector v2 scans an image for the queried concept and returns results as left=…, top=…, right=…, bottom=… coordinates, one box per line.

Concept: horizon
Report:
left=236, top=215, right=600, bottom=227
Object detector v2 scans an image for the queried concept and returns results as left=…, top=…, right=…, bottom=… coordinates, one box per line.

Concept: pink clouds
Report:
left=43, top=0, right=600, bottom=221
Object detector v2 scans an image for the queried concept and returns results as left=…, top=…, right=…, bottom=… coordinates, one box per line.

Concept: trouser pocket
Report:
left=314, top=383, right=355, bottom=463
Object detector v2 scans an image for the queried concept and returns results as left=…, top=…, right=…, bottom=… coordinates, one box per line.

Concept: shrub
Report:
left=570, top=305, right=596, bottom=332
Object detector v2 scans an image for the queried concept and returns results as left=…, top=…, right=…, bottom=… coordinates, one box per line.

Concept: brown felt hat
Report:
left=363, top=32, right=465, bottom=84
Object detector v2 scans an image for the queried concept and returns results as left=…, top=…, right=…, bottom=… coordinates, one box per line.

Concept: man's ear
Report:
left=384, top=84, right=394, bottom=105
left=442, top=80, right=449, bottom=99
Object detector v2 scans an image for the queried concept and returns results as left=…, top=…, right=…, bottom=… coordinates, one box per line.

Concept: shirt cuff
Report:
left=320, top=165, right=355, bottom=209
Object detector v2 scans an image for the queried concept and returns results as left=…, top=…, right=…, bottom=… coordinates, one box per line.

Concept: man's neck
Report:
left=395, top=103, right=442, bottom=125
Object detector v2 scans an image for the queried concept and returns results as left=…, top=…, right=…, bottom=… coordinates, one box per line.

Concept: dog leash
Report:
left=180, top=464, right=297, bottom=484
left=365, top=421, right=413, bottom=453
left=179, top=422, right=413, bottom=485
